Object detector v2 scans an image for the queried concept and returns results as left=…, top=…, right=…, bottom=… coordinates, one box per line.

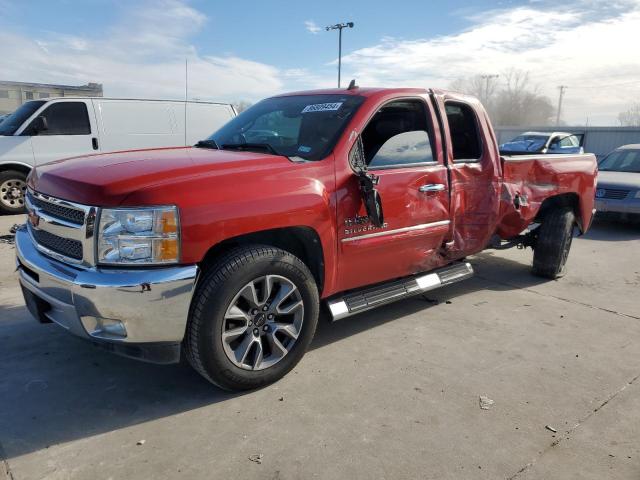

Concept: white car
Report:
left=499, top=131, right=584, bottom=155
left=0, top=98, right=237, bottom=214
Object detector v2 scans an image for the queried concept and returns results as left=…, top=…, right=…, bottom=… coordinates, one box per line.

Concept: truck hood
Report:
left=596, top=170, right=640, bottom=191
left=29, top=147, right=294, bottom=206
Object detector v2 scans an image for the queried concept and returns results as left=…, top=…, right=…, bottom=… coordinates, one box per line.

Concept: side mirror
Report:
left=349, top=136, right=385, bottom=228
left=31, top=116, right=48, bottom=134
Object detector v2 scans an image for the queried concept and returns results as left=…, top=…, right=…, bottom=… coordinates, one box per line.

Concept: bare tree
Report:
left=618, top=103, right=640, bottom=126
left=449, top=69, right=555, bottom=126
left=233, top=100, right=253, bottom=113
left=450, top=74, right=499, bottom=109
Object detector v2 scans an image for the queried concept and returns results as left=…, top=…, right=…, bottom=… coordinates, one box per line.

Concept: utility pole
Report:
left=556, top=85, right=568, bottom=126
left=326, top=22, right=354, bottom=88
left=480, top=74, right=499, bottom=103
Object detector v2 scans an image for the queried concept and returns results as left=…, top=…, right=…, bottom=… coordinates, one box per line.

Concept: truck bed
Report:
left=497, top=153, right=598, bottom=239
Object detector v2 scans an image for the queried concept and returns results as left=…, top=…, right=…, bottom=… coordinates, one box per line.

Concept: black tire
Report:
left=532, top=207, right=576, bottom=279
left=184, top=245, right=319, bottom=391
left=0, top=170, right=28, bottom=215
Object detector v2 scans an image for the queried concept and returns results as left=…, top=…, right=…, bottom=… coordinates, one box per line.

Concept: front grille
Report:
left=599, top=188, right=630, bottom=200
left=31, top=228, right=83, bottom=260
left=27, top=192, right=85, bottom=225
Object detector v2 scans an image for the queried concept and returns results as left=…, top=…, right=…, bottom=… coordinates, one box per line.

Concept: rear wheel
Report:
left=185, top=245, right=319, bottom=391
left=0, top=170, right=28, bottom=214
left=532, top=207, right=576, bottom=279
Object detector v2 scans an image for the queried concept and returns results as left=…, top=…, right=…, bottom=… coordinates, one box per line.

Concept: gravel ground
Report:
left=1, top=213, right=639, bottom=480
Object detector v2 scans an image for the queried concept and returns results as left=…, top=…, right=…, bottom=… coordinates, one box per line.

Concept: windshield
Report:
left=0, top=100, right=46, bottom=135
left=599, top=149, right=640, bottom=173
left=208, top=94, right=365, bottom=160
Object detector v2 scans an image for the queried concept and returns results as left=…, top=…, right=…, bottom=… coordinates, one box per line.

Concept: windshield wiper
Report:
left=221, top=143, right=280, bottom=156
left=194, top=139, right=219, bottom=149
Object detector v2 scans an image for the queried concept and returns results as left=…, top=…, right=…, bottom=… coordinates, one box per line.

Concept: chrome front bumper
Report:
left=15, top=225, right=198, bottom=361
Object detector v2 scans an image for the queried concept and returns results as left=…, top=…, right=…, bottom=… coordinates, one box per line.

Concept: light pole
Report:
left=326, top=22, right=354, bottom=88
left=556, top=85, right=568, bottom=126
left=480, top=74, right=499, bottom=104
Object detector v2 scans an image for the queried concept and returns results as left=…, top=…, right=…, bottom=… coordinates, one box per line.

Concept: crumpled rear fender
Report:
left=497, top=154, right=597, bottom=239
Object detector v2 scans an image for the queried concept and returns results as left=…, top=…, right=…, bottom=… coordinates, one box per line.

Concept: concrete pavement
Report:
left=0, top=213, right=639, bottom=479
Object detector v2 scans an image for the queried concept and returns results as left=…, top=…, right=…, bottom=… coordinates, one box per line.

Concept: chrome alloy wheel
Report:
left=221, top=275, right=304, bottom=371
left=0, top=178, right=27, bottom=210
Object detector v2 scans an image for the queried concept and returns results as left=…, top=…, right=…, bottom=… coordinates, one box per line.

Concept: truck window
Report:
left=445, top=103, right=482, bottom=161
left=27, top=102, right=91, bottom=136
left=361, top=99, right=433, bottom=169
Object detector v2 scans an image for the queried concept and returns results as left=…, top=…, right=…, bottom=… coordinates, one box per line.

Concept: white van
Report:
left=0, top=98, right=237, bottom=213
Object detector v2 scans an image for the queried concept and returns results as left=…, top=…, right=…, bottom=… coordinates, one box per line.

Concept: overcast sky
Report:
left=1, top=0, right=638, bottom=125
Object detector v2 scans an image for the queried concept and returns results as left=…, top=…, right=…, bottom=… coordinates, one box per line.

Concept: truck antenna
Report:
left=347, top=79, right=357, bottom=90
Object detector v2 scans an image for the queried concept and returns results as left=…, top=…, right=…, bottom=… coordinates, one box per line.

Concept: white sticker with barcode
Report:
left=301, top=102, right=343, bottom=113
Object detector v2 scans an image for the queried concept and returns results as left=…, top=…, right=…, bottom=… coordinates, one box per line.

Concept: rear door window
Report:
left=445, top=103, right=482, bottom=161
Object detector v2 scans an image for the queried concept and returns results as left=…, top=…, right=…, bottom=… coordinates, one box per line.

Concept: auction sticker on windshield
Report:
left=301, top=102, right=343, bottom=113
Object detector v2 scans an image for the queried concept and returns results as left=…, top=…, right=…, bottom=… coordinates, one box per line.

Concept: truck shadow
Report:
left=0, top=302, right=241, bottom=461
left=0, top=251, right=546, bottom=461
left=311, top=251, right=546, bottom=350
left=578, top=217, right=640, bottom=242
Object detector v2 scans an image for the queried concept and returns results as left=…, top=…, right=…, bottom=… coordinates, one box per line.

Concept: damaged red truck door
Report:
left=335, top=93, right=451, bottom=291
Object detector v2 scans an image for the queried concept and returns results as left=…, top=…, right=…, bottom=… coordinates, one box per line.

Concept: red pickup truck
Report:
left=15, top=87, right=597, bottom=390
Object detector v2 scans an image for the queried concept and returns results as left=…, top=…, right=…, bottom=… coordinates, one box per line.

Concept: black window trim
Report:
left=444, top=100, right=484, bottom=163
left=354, top=96, right=439, bottom=172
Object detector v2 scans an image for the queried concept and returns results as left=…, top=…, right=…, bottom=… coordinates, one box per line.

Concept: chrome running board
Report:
left=326, top=262, right=473, bottom=321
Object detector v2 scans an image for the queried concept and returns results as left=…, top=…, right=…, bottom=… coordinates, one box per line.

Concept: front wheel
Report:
left=532, top=207, right=576, bottom=279
left=0, top=170, right=28, bottom=214
left=185, top=245, right=319, bottom=391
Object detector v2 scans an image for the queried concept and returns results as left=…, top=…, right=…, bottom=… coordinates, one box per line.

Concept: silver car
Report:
left=595, top=144, right=640, bottom=222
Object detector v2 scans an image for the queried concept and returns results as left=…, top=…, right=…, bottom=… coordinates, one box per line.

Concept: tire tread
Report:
left=532, top=207, right=575, bottom=279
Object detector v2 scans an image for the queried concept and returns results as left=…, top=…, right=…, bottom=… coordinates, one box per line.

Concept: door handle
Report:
left=92, top=137, right=99, bottom=150
left=419, top=184, right=445, bottom=193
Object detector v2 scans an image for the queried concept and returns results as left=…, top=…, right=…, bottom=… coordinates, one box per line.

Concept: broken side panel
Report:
left=497, top=154, right=598, bottom=239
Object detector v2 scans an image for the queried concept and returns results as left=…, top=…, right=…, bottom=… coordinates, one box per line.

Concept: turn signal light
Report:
left=154, top=238, right=179, bottom=262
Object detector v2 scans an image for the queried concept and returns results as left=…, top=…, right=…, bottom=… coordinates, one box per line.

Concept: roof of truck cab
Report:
left=274, top=87, right=430, bottom=98
left=35, top=97, right=233, bottom=106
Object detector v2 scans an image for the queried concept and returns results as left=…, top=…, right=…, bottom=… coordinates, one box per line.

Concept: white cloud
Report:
left=341, top=1, right=640, bottom=124
left=1, top=0, right=638, bottom=124
left=0, top=0, right=285, bottom=103
left=304, top=20, right=322, bottom=34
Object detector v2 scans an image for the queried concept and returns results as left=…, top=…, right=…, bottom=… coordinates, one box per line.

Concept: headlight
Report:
left=635, top=190, right=640, bottom=199
left=97, top=206, right=179, bottom=265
